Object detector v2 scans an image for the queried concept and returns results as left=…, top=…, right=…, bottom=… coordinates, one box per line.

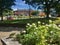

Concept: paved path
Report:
left=0, top=32, right=11, bottom=45
left=0, top=27, right=24, bottom=45
left=0, top=40, right=2, bottom=45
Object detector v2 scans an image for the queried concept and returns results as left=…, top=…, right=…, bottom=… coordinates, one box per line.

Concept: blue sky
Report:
left=11, top=0, right=35, bottom=11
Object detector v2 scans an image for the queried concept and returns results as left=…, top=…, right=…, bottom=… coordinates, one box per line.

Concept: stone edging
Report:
left=1, top=37, right=21, bottom=45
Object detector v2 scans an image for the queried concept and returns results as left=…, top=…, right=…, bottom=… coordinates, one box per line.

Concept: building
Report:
left=14, top=10, right=34, bottom=16
left=39, top=12, right=46, bottom=17
left=14, top=9, right=46, bottom=17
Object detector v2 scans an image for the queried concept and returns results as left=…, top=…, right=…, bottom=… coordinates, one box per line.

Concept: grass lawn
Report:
left=0, top=17, right=60, bottom=27
left=53, top=17, right=60, bottom=24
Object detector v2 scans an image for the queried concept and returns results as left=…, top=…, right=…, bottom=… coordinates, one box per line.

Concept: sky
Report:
left=11, top=0, right=35, bottom=11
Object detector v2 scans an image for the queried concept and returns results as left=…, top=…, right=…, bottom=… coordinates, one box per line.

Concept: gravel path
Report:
left=0, top=27, right=24, bottom=45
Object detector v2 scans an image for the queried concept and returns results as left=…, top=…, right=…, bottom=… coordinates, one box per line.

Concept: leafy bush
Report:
left=16, top=20, right=60, bottom=45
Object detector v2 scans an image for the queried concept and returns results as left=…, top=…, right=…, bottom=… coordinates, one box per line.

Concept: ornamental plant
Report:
left=16, top=20, right=60, bottom=45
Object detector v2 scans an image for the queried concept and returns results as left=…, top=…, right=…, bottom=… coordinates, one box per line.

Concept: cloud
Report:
left=11, top=0, right=35, bottom=10
left=15, top=2, right=28, bottom=6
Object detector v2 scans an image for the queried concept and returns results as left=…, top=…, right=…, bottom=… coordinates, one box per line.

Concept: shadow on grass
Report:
left=0, top=26, right=25, bottom=32
left=0, top=18, right=58, bottom=32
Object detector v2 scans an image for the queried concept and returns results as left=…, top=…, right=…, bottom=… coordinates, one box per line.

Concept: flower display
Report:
left=16, top=21, right=60, bottom=45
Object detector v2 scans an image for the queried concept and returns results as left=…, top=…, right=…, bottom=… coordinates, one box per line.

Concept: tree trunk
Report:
left=46, top=9, right=50, bottom=18
left=0, top=12, right=3, bottom=21
left=29, top=5, right=31, bottom=18
left=46, top=3, right=50, bottom=18
left=1, top=14, right=3, bottom=21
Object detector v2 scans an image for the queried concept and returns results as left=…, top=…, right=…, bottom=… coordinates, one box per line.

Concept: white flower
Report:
left=38, top=21, right=41, bottom=24
left=46, top=24, right=49, bottom=26
left=42, top=36, right=45, bottom=39
left=48, top=44, right=50, bottom=45
left=27, top=23, right=30, bottom=26
left=32, top=23, right=36, bottom=26
left=50, top=31, right=53, bottom=34
left=45, top=40, right=47, bottom=42
left=42, top=23, right=45, bottom=24
left=22, top=30, right=26, bottom=33
left=49, top=20, right=52, bottom=23
left=58, top=25, right=60, bottom=27
left=46, top=27, right=48, bottom=29
left=35, top=27, right=38, bottom=29
left=34, top=32, right=37, bottom=35
left=34, top=26, right=36, bottom=27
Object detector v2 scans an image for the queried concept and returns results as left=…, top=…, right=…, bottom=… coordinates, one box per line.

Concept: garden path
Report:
left=0, top=27, right=24, bottom=45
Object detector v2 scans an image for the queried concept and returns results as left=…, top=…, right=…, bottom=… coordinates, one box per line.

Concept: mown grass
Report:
left=53, top=17, right=60, bottom=24
left=0, top=17, right=59, bottom=27
left=0, top=18, right=57, bottom=24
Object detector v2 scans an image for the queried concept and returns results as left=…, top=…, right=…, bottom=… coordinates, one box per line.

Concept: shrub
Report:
left=16, top=20, right=60, bottom=45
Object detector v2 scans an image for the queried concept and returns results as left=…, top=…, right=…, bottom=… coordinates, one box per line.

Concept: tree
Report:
left=55, top=4, right=60, bottom=16
left=23, top=0, right=33, bottom=18
left=31, top=11, right=39, bottom=16
left=3, top=9, right=14, bottom=16
left=22, top=0, right=60, bottom=18
left=0, top=0, right=15, bottom=21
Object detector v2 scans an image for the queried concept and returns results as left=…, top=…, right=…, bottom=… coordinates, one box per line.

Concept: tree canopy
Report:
left=0, top=0, right=15, bottom=21
left=22, top=0, right=60, bottom=17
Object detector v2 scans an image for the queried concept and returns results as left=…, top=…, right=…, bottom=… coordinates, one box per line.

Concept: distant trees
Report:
left=22, top=0, right=33, bottom=18
left=56, top=5, right=60, bottom=16
left=31, top=11, right=39, bottom=16
left=22, top=0, right=60, bottom=18
left=0, top=0, right=15, bottom=21
left=3, top=9, right=14, bottom=16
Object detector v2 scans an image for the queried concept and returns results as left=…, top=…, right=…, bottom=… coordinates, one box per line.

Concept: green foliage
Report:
left=0, top=0, right=15, bottom=21
left=31, top=11, right=39, bottom=16
left=16, top=34, right=22, bottom=43
left=22, top=0, right=60, bottom=17
left=16, top=20, right=60, bottom=45
left=0, top=18, right=58, bottom=28
left=0, top=0, right=15, bottom=10
left=3, top=10, right=14, bottom=16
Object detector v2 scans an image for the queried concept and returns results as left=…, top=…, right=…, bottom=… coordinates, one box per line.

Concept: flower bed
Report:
left=15, top=20, right=60, bottom=45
